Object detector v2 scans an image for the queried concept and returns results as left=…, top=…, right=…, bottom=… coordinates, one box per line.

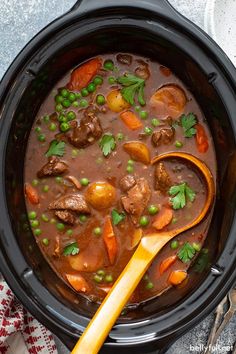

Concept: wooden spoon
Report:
left=71, top=152, right=215, bottom=354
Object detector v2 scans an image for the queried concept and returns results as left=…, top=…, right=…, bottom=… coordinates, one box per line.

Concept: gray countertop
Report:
left=1, top=0, right=235, bottom=353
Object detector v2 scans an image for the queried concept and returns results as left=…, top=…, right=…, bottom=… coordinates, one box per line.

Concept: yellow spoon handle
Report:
left=72, top=234, right=171, bottom=354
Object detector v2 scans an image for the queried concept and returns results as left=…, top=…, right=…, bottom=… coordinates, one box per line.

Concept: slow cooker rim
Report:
left=0, top=2, right=236, bottom=349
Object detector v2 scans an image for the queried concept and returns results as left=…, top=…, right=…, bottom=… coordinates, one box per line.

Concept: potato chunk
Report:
left=123, top=141, right=151, bottom=164
left=85, top=182, right=116, bottom=210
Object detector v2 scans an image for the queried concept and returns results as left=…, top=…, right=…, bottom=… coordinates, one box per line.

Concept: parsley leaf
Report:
left=193, top=249, right=209, bottom=272
left=111, top=209, right=126, bottom=225
left=180, top=113, right=197, bottom=138
left=45, top=140, right=65, bottom=158
left=178, top=242, right=196, bottom=263
left=117, top=74, right=146, bottom=106
left=99, top=134, right=116, bottom=156
left=169, top=182, right=196, bottom=210
left=63, top=242, right=80, bottom=256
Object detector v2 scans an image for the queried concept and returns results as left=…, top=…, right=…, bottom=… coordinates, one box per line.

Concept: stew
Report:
left=24, top=54, right=216, bottom=303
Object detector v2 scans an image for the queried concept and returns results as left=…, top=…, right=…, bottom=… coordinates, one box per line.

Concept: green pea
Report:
left=49, top=123, right=57, bottom=131
left=126, top=165, right=134, bottom=174
left=62, top=99, right=71, bottom=108
left=28, top=211, right=37, bottom=220
left=32, top=179, right=39, bottom=187
left=66, top=229, right=73, bottom=236
left=41, top=214, right=49, bottom=222
left=71, top=149, right=78, bottom=158
left=108, top=76, right=116, bottom=85
left=50, top=218, right=56, bottom=224
left=56, top=223, right=65, bottom=231
left=148, top=205, right=159, bottom=215
left=145, top=281, right=154, bottom=290
left=35, top=126, right=41, bottom=133
left=116, top=133, right=124, bottom=141
left=60, top=122, right=70, bottom=132
left=38, top=134, right=46, bottom=142
left=55, top=104, right=63, bottom=113
left=87, top=83, right=96, bottom=93
left=140, top=111, right=148, bottom=120
left=135, top=106, right=141, bottom=112
left=127, top=159, right=134, bottom=166
left=172, top=217, right=178, bottom=224
left=94, top=274, right=103, bottom=283
left=81, top=88, right=89, bottom=97
left=175, top=140, right=183, bottom=148
left=68, top=92, right=76, bottom=102
left=34, top=228, right=42, bottom=237
left=79, top=99, right=88, bottom=108
left=170, top=240, right=179, bottom=250
left=143, top=274, right=149, bottom=281
left=139, top=215, right=149, bottom=227
left=72, top=101, right=79, bottom=108
left=79, top=215, right=87, bottom=223
left=55, top=176, right=63, bottom=183
left=30, top=220, right=39, bottom=228
left=97, top=269, right=105, bottom=276
left=42, top=185, right=49, bottom=192
left=76, top=92, right=82, bottom=99
left=144, top=127, right=153, bottom=135
left=42, top=238, right=49, bottom=246
left=105, top=274, right=113, bottom=283
left=80, top=178, right=89, bottom=186
left=93, top=227, right=102, bottom=236
left=67, top=111, right=76, bottom=121
left=151, top=118, right=160, bottom=127
left=58, top=114, right=67, bottom=123
left=93, top=76, right=103, bottom=85
left=60, top=88, right=69, bottom=98
left=55, top=95, right=64, bottom=104
left=96, top=94, right=105, bottom=105
left=104, top=59, right=114, bottom=71
left=43, top=115, right=50, bottom=124
left=193, top=242, right=201, bottom=252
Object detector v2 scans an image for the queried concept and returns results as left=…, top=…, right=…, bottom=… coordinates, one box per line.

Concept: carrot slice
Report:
left=168, top=270, right=187, bottom=286
left=152, top=207, right=173, bottom=230
left=66, top=274, right=90, bottom=293
left=195, top=123, right=209, bottom=153
left=25, top=183, right=39, bottom=205
left=150, top=84, right=187, bottom=119
left=159, top=255, right=177, bottom=275
left=123, top=141, right=150, bottom=164
left=103, top=216, right=118, bottom=265
left=120, top=110, right=143, bottom=130
left=67, top=57, right=102, bottom=91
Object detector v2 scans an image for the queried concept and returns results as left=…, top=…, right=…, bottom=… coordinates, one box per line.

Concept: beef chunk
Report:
left=49, top=194, right=91, bottom=214
left=54, top=210, right=76, bottom=225
left=152, top=127, right=175, bottom=147
left=155, top=162, right=172, bottom=193
left=119, top=175, right=137, bottom=192
left=37, top=156, right=68, bottom=178
left=116, top=54, right=132, bottom=66
left=135, top=60, right=150, bottom=80
left=67, top=107, right=103, bottom=148
left=121, top=178, right=151, bottom=225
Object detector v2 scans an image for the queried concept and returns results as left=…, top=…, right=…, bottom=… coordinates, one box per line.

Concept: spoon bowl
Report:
left=72, top=152, right=215, bottom=354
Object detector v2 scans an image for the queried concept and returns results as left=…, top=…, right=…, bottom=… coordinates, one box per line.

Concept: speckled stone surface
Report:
left=0, top=1, right=235, bottom=353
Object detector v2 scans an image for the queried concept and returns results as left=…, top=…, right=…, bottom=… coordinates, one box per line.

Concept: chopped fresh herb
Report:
left=111, top=209, right=125, bottom=225
left=194, top=249, right=209, bottom=272
left=63, top=242, right=80, bottom=256
left=169, top=182, right=196, bottom=210
left=178, top=242, right=196, bottom=263
left=180, top=113, right=197, bottom=138
left=45, top=140, right=65, bottom=157
left=99, top=134, right=116, bottom=157
left=117, top=74, right=146, bottom=106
